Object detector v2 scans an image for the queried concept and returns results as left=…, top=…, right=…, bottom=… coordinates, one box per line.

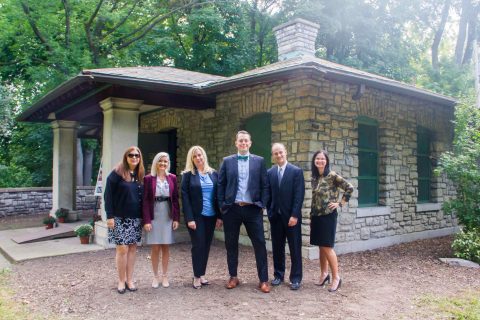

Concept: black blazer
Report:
left=217, top=154, right=269, bottom=213
left=181, top=170, right=221, bottom=223
left=267, top=163, right=305, bottom=219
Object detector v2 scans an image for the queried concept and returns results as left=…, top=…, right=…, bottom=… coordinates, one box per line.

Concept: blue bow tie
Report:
left=237, top=155, right=248, bottom=161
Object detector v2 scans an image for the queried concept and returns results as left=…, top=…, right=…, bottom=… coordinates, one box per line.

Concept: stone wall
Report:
left=0, top=186, right=96, bottom=217
left=139, top=71, right=457, bottom=256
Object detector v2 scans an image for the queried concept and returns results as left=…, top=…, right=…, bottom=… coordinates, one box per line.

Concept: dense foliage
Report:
left=436, top=103, right=480, bottom=262
left=0, top=0, right=478, bottom=187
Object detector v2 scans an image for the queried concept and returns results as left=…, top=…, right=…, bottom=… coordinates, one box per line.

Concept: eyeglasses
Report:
left=128, top=153, right=140, bottom=159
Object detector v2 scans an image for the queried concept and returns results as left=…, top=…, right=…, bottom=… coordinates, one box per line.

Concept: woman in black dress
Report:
left=310, top=150, right=353, bottom=292
left=104, top=146, right=145, bottom=294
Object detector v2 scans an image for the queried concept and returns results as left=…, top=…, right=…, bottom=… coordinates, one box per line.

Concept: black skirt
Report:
left=310, top=211, right=338, bottom=247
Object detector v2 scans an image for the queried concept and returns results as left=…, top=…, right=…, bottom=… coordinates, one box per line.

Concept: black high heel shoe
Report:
left=125, top=282, right=138, bottom=292
left=117, top=286, right=126, bottom=294
left=328, top=278, right=342, bottom=292
left=315, top=274, right=330, bottom=287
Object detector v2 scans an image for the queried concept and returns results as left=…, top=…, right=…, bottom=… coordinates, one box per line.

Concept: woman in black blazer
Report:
left=181, top=146, right=222, bottom=289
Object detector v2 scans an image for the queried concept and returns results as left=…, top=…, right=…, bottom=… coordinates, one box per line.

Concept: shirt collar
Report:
left=278, top=161, right=288, bottom=171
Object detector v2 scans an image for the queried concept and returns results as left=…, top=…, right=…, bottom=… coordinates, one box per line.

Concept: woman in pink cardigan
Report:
left=142, top=152, right=180, bottom=288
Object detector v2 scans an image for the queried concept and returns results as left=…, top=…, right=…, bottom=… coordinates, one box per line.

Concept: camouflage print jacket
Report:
left=310, top=171, right=354, bottom=217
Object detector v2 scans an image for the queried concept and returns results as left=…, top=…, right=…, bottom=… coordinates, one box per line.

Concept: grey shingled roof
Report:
left=82, top=66, right=226, bottom=87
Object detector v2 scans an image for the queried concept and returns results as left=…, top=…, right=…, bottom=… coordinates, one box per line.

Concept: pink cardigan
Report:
left=142, top=174, right=180, bottom=224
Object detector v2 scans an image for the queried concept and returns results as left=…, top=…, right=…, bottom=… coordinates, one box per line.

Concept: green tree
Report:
left=436, top=102, right=480, bottom=230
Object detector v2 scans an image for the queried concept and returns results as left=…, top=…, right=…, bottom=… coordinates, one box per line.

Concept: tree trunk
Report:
left=455, top=0, right=471, bottom=65
left=83, top=148, right=94, bottom=186
left=432, top=0, right=451, bottom=70
left=462, top=4, right=480, bottom=65
left=76, top=139, right=84, bottom=186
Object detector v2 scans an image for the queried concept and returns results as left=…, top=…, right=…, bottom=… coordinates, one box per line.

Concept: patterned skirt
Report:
left=108, top=217, right=142, bottom=245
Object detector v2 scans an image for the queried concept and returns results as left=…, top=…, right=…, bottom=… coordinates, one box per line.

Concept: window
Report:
left=358, top=117, right=378, bottom=206
left=417, top=126, right=431, bottom=202
left=244, top=113, right=272, bottom=163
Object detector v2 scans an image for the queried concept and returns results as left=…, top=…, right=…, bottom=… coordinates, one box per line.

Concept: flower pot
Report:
left=45, top=223, right=54, bottom=229
left=57, top=217, right=65, bottom=223
left=79, top=236, right=89, bottom=244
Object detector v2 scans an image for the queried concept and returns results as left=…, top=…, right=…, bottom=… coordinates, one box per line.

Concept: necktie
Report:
left=278, top=167, right=283, bottom=185
left=238, top=155, right=248, bottom=161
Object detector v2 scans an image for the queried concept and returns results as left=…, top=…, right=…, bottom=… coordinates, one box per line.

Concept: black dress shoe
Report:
left=290, top=282, right=301, bottom=290
left=125, top=282, right=137, bottom=292
left=271, top=277, right=283, bottom=286
left=328, top=278, right=342, bottom=292
left=315, top=274, right=330, bottom=287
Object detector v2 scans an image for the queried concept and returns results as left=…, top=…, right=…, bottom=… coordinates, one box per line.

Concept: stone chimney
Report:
left=273, top=18, right=320, bottom=61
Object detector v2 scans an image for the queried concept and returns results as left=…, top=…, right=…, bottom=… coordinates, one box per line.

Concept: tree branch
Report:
left=84, top=0, right=105, bottom=65
left=61, top=0, right=71, bottom=48
left=170, top=16, right=189, bottom=56
left=102, top=0, right=140, bottom=40
left=20, top=2, right=54, bottom=53
left=431, top=0, right=451, bottom=70
left=116, top=0, right=219, bottom=50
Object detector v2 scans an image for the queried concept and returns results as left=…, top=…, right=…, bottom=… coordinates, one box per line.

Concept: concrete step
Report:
left=11, top=224, right=76, bottom=244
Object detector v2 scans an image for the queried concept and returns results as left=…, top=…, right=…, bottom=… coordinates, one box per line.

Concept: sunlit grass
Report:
left=417, top=291, right=480, bottom=320
left=0, top=269, right=47, bottom=320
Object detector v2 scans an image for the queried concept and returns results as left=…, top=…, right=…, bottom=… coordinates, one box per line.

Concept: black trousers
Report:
left=223, top=204, right=268, bottom=282
left=270, top=212, right=303, bottom=283
left=187, top=215, right=217, bottom=278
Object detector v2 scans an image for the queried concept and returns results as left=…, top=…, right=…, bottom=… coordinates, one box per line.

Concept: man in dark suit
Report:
left=218, top=130, right=270, bottom=293
left=267, top=143, right=305, bottom=290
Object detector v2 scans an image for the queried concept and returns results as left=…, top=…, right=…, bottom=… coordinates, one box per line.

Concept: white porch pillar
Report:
left=95, top=97, right=143, bottom=247
left=50, top=120, right=79, bottom=215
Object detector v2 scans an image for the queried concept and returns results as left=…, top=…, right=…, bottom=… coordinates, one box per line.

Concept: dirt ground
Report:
left=4, top=235, right=479, bottom=320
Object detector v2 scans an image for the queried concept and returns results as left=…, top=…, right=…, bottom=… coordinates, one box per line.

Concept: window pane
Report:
left=417, top=133, right=430, bottom=155
left=417, top=156, right=431, bottom=179
left=359, top=124, right=378, bottom=150
left=418, top=179, right=431, bottom=202
left=358, top=179, right=378, bottom=205
left=359, top=151, right=377, bottom=176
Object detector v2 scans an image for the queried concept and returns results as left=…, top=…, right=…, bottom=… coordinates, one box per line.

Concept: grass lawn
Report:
left=418, top=291, right=480, bottom=319
left=0, top=270, right=47, bottom=320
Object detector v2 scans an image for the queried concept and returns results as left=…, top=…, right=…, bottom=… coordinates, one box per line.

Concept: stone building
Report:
left=19, top=19, right=457, bottom=258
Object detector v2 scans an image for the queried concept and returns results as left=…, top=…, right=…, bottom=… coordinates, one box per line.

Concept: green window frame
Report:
left=417, top=126, right=432, bottom=203
left=358, top=116, right=379, bottom=206
left=244, top=113, right=272, bottom=164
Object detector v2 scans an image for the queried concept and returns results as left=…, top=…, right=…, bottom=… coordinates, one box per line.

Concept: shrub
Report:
left=74, top=224, right=93, bottom=237
left=42, top=216, right=56, bottom=225
left=436, top=103, right=480, bottom=232
left=452, top=228, right=480, bottom=264
left=54, top=208, right=68, bottom=218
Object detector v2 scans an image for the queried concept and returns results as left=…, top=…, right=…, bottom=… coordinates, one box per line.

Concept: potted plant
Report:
left=74, top=224, right=93, bottom=244
left=55, top=208, right=69, bottom=223
left=43, top=216, right=56, bottom=229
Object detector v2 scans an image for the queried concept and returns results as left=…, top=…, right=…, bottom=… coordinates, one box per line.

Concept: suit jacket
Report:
left=217, top=154, right=269, bottom=213
left=142, top=173, right=180, bottom=224
left=267, top=163, right=305, bottom=219
left=181, top=170, right=221, bottom=223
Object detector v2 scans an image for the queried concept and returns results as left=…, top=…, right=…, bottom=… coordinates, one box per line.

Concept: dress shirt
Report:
left=235, top=153, right=253, bottom=203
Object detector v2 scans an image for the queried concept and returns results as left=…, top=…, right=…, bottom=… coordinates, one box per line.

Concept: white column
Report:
left=51, top=120, right=79, bottom=215
left=95, top=97, right=143, bottom=247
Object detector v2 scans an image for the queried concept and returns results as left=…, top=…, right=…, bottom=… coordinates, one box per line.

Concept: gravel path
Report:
left=6, top=236, right=480, bottom=319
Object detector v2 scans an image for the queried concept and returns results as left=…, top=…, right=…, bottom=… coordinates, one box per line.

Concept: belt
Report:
left=155, top=196, right=170, bottom=202
left=236, top=202, right=253, bottom=207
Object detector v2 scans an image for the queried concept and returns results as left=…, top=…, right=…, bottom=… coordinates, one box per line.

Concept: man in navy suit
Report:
left=267, top=143, right=305, bottom=290
left=218, top=130, right=270, bottom=293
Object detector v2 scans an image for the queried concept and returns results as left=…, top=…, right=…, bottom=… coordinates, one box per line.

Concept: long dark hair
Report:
left=115, top=146, right=145, bottom=183
left=311, top=150, right=330, bottom=179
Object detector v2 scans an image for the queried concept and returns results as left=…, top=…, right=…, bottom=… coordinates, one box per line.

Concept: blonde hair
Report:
left=150, top=152, right=170, bottom=176
left=115, top=146, right=145, bottom=183
left=182, top=146, right=214, bottom=175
